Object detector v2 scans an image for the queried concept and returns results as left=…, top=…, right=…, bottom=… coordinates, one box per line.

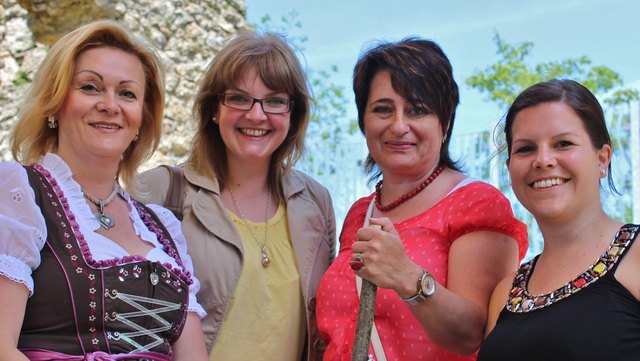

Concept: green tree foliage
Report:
left=255, top=11, right=358, bottom=176
left=466, top=32, right=639, bottom=109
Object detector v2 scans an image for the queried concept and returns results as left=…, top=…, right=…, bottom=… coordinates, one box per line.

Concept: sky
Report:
left=244, top=0, right=640, bottom=136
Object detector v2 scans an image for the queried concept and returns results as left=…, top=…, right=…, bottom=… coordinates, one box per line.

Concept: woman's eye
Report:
left=228, top=94, right=250, bottom=103
left=513, top=145, right=534, bottom=154
left=120, top=90, right=137, bottom=100
left=80, top=83, right=99, bottom=92
left=408, top=107, right=428, bottom=116
left=556, top=140, right=573, bottom=148
left=372, top=106, right=393, bottom=114
left=265, top=98, right=287, bottom=106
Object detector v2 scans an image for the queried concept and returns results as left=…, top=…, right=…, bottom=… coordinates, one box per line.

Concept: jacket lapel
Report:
left=184, top=166, right=243, bottom=250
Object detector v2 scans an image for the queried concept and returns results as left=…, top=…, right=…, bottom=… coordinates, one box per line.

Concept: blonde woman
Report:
left=0, top=20, right=207, bottom=360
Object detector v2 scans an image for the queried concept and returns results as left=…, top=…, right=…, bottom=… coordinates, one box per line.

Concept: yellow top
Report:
left=210, top=202, right=306, bottom=361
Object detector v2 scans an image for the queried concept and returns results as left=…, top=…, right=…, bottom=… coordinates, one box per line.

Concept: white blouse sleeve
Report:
left=147, top=204, right=207, bottom=319
left=0, top=162, right=47, bottom=295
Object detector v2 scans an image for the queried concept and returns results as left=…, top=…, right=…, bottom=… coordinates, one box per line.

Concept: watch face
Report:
left=421, top=272, right=436, bottom=297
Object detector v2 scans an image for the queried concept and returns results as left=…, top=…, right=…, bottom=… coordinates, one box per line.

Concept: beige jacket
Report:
left=139, top=164, right=336, bottom=361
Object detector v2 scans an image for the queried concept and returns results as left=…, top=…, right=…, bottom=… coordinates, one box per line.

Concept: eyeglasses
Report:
left=220, top=93, right=293, bottom=114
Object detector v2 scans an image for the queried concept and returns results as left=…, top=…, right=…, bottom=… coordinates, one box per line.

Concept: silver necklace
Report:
left=228, top=187, right=272, bottom=268
left=82, top=181, right=120, bottom=230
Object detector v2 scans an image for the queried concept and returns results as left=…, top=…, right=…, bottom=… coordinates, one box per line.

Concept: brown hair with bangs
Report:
left=190, top=30, right=311, bottom=199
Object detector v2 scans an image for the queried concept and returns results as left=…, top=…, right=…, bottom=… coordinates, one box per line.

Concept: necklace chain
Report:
left=228, top=187, right=272, bottom=268
left=82, top=181, right=120, bottom=230
left=375, top=164, right=445, bottom=212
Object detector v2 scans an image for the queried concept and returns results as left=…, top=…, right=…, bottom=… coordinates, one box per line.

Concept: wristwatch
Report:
left=401, top=269, right=436, bottom=306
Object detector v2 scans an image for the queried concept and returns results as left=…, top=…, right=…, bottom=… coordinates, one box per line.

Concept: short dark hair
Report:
left=503, top=79, right=616, bottom=192
left=353, top=37, right=460, bottom=180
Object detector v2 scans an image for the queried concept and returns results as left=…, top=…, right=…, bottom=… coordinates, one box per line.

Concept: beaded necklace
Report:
left=375, top=164, right=445, bottom=212
left=507, top=224, right=639, bottom=313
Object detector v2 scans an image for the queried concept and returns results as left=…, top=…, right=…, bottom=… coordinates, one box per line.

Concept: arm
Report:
left=300, top=172, right=338, bottom=262
left=0, top=163, right=47, bottom=360
left=484, top=274, right=514, bottom=336
left=353, top=220, right=519, bottom=355
left=438, top=232, right=519, bottom=352
left=322, top=187, right=337, bottom=261
left=0, top=276, right=30, bottom=361
left=172, top=312, right=208, bottom=360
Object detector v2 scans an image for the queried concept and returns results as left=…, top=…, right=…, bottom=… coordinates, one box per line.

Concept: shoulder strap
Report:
left=132, top=199, right=184, bottom=266
left=610, top=224, right=640, bottom=272
left=23, top=165, right=43, bottom=208
left=160, top=165, right=185, bottom=221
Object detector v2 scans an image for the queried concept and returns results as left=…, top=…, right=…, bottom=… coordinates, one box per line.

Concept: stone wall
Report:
left=0, top=0, right=248, bottom=167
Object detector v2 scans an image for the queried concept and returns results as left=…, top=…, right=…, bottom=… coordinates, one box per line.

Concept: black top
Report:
left=478, top=224, right=640, bottom=361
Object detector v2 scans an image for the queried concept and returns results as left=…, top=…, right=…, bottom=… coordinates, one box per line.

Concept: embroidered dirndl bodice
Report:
left=18, top=165, right=191, bottom=356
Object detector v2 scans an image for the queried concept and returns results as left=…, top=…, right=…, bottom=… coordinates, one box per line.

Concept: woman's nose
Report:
left=389, top=114, right=410, bottom=136
left=245, top=100, right=267, bottom=121
left=533, top=147, right=556, bottom=169
left=96, top=92, right=119, bottom=115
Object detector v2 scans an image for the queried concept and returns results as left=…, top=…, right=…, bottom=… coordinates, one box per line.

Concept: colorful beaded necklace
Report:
left=507, top=224, right=639, bottom=313
left=375, top=164, right=445, bottom=212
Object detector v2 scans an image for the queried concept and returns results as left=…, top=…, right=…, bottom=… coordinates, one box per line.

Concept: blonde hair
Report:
left=11, top=19, right=165, bottom=190
left=190, top=30, right=311, bottom=199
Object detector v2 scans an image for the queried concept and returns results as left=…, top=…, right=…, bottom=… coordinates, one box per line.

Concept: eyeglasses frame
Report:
left=219, top=93, right=293, bottom=114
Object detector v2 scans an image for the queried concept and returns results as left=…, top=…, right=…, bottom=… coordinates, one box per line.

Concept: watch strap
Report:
left=400, top=270, right=432, bottom=306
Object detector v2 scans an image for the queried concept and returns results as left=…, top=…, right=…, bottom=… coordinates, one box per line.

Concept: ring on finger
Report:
left=349, top=252, right=364, bottom=271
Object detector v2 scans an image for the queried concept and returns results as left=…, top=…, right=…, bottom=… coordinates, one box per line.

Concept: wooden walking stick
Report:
left=352, top=219, right=381, bottom=361
left=352, top=278, right=377, bottom=361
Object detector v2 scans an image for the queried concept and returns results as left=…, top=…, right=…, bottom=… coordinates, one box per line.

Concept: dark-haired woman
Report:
left=478, top=79, right=640, bottom=361
left=316, top=37, right=528, bottom=360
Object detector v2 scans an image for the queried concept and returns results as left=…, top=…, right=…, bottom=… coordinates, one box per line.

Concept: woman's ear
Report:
left=597, top=144, right=612, bottom=170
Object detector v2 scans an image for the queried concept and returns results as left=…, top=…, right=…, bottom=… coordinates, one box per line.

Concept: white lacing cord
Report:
left=106, top=290, right=182, bottom=352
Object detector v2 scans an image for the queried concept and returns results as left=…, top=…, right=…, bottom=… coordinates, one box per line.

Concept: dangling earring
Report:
left=133, top=130, right=139, bottom=142
left=442, top=133, right=447, bottom=144
left=47, top=115, right=58, bottom=129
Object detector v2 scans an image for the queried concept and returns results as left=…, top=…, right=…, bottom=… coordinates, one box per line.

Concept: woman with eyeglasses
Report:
left=139, top=31, right=336, bottom=361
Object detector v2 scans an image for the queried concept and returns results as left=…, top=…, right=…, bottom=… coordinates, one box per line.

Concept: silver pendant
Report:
left=95, top=212, right=115, bottom=230
left=150, top=272, right=159, bottom=286
left=261, top=246, right=270, bottom=267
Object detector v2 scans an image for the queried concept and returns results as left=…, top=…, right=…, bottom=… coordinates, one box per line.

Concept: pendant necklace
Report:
left=229, top=187, right=272, bottom=268
left=82, top=181, right=120, bottom=230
